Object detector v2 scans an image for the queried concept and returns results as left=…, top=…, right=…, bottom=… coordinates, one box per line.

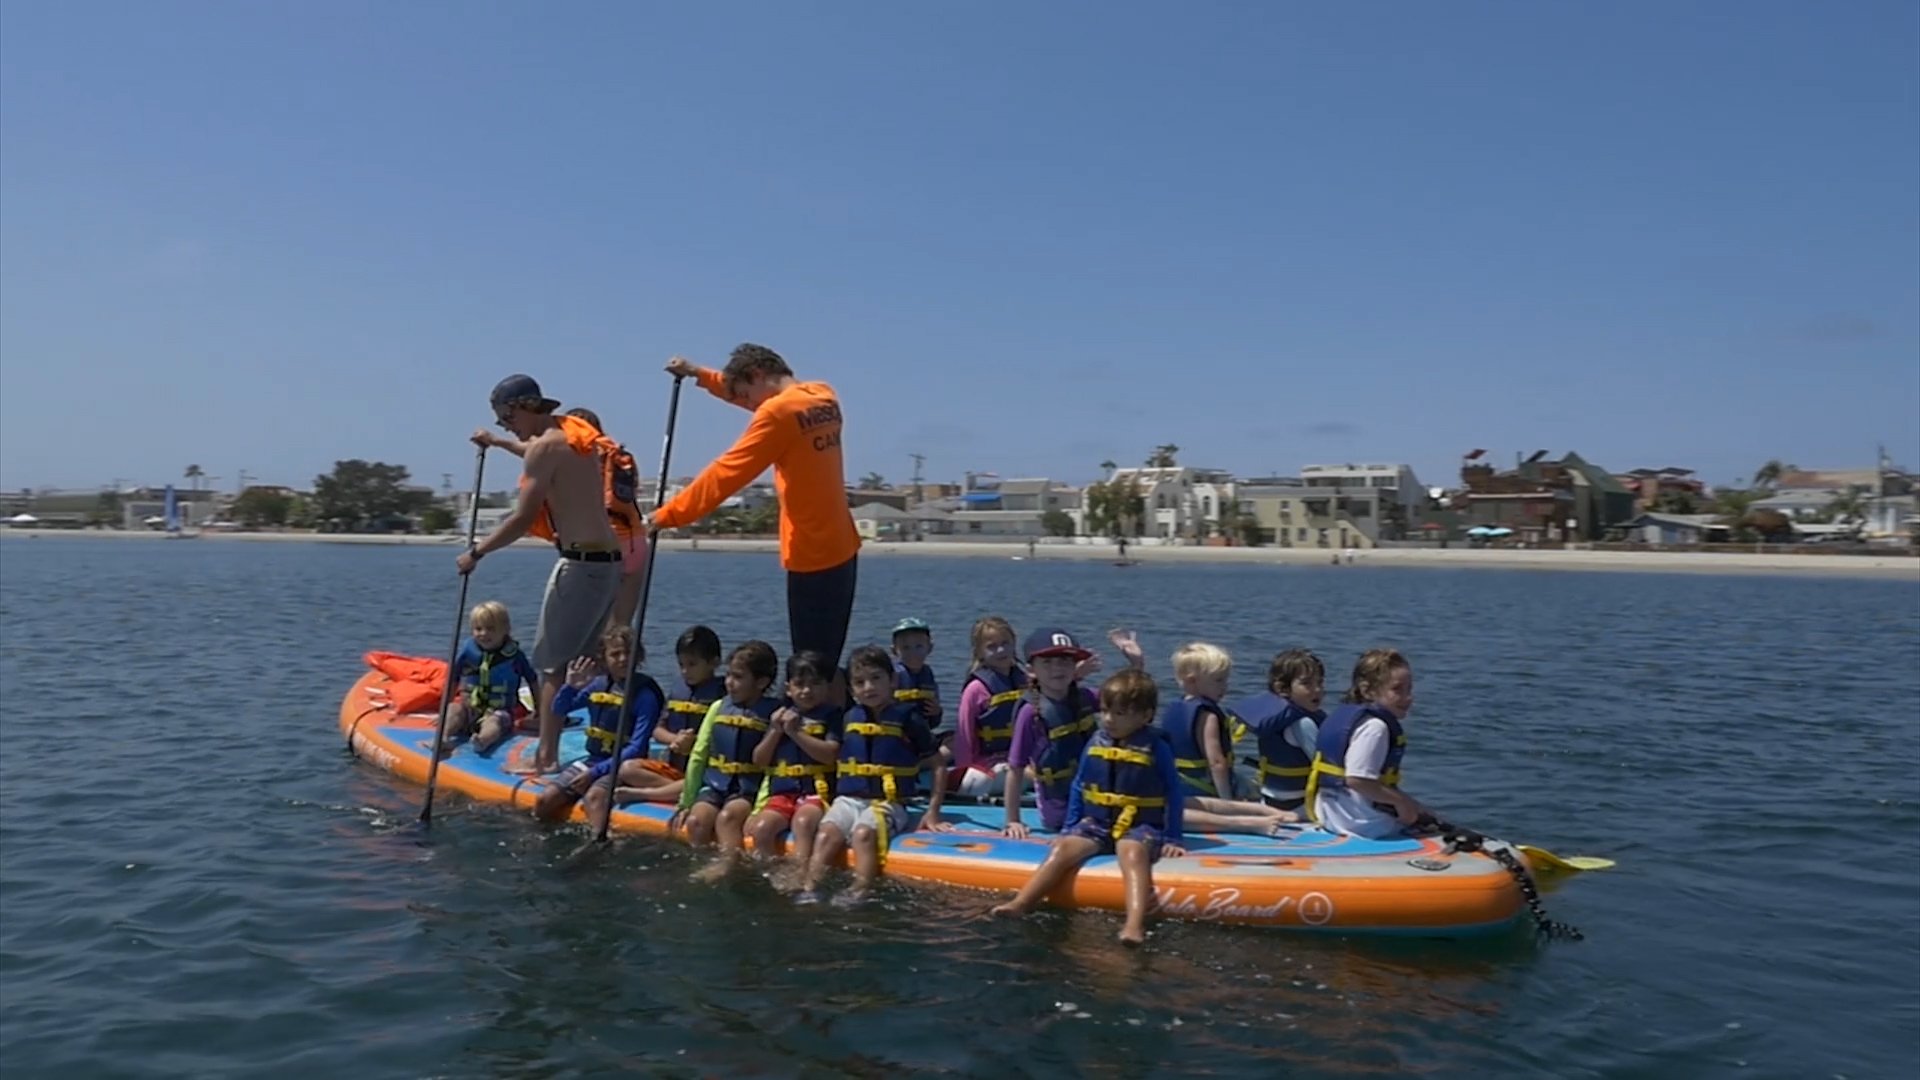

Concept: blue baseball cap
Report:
left=1024, top=627, right=1091, bottom=661
left=890, top=617, right=932, bottom=637
left=489, top=374, right=560, bottom=415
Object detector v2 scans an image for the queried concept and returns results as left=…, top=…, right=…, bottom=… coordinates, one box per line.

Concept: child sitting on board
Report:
left=797, top=644, right=947, bottom=905
left=746, top=650, right=844, bottom=875
left=1307, top=648, right=1433, bottom=838
left=991, top=668, right=1187, bottom=945
left=1160, top=642, right=1246, bottom=799
left=1001, top=626, right=1099, bottom=836
left=951, top=616, right=1029, bottom=800
left=436, top=600, right=539, bottom=759
left=532, top=624, right=667, bottom=831
left=1234, top=649, right=1327, bottom=813
left=1106, top=631, right=1297, bottom=835
left=890, top=617, right=943, bottom=734
left=670, top=640, right=780, bottom=881
left=654, top=625, right=726, bottom=781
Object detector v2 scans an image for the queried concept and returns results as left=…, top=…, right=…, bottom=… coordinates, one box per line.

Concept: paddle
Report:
left=1517, top=845, right=1616, bottom=877
left=419, top=444, right=488, bottom=826
left=584, top=373, right=685, bottom=845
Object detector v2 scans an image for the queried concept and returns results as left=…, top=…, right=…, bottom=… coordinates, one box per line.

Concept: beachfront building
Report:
left=944, top=475, right=1079, bottom=539
left=1102, top=466, right=1235, bottom=541
left=1615, top=467, right=1708, bottom=511
left=1617, top=512, right=1731, bottom=545
left=1455, top=450, right=1637, bottom=542
left=1301, top=463, right=1424, bottom=509
left=1236, top=476, right=1391, bottom=549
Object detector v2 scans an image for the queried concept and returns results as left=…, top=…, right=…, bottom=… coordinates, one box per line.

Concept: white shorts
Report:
left=821, top=795, right=909, bottom=839
left=953, top=761, right=1009, bottom=799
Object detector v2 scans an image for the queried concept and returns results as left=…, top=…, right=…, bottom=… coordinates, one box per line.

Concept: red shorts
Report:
left=629, top=758, right=683, bottom=781
left=758, top=792, right=826, bottom=820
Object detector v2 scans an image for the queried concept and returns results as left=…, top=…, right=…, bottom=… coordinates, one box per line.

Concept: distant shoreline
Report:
left=5, top=528, right=1916, bottom=579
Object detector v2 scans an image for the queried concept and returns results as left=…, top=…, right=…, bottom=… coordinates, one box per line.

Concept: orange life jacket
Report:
left=363, top=651, right=449, bottom=713
left=521, top=414, right=645, bottom=541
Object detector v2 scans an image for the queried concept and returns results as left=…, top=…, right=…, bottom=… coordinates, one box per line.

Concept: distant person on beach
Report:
left=1305, top=649, right=1434, bottom=838
left=652, top=346, right=861, bottom=679
left=436, top=600, right=539, bottom=759
left=459, top=374, right=623, bottom=774
left=474, top=405, right=650, bottom=629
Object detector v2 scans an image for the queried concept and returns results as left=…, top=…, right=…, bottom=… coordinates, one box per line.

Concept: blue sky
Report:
left=3, top=1, right=1915, bottom=495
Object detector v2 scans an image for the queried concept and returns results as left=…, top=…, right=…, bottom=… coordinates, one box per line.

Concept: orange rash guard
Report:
left=654, top=368, right=862, bottom=572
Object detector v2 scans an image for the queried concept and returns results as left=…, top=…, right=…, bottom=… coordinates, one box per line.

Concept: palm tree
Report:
left=1752, top=460, right=1797, bottom=492
left=857, top=472, right=887, bottom=491
left=184, top=464, right=204, bottom=492
left=1147, top=444, right=1180, bottom=468
left=1827, top=486, right=1870, bottom=534
left=1099, top=459, right=1117, bottom=479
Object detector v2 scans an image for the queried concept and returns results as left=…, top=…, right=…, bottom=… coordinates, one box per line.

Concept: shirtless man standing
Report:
left=457, top=374, right=622, bottom=773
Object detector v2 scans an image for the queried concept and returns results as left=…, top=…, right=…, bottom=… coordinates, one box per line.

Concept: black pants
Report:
left=786, top=554, right=858, bottom=670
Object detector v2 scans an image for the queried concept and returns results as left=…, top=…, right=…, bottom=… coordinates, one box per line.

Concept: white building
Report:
left=1102, top=467, right=1235, bottom=540
left=1300, top=463, right=1425, bottom=509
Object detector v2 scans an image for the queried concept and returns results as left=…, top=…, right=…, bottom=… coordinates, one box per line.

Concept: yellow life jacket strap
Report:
left=666, top=699, right=709, bottom=714
left=1033, top=763, right=1076, bottom=784
left=588, top=691, right=625, bottom=707
left=894, top=688, right=933, bottom=702
left=586, top=725, right=619, bottom=744
left=977, top=723, right=1015, bottom=742
left=1046, top=717, right=1096, bottom=741
left=844, top=722, right=904, bottom=738
left=769, top=762, right=830, bottom=778
left=1258, top=760, right=1311, bottom=779
left=1301, top=756, right=1402, bottom=823
left=1081, top=784, right=1166, bottom=840
left=1173, top=756, right=1211, bottom=772
left=1089, top=744, right=1154, bottom=768
left=713, top=712, right=769, bottom=732
left=705, top=758, right=765, bottom=775
left=986, top=689, right=1024, bottom=709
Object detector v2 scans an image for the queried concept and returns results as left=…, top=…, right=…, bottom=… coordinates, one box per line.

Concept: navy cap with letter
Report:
left=1023, top=627, right=1091, bottom=661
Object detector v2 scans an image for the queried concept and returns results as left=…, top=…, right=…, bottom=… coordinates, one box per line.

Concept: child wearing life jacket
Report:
left=670, top=640, right=780, bottom=880
left=1307, top=649, right=1431, bottom=838
left=437, top=600, right=539, bottom=759
left=533, top=625, right=667, bottom=831
left=797, top=644, right=946, bottom=904
left=991, top=668, right=1187, bottom=945
left=1234, top=649, right=1327, bottom=813
left=950, top=616, right=1030, bottom=800
left=1160, top=642, right=1243, bottom=799
left=746, top=651, right=844, bottom=873
left=1001, top=626, right=1099, bottom=836
left=654, top=626, right=725, bottom=778
left=890, top=617, right=942, bottom=732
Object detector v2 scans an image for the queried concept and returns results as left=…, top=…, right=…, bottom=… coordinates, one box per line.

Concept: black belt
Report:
left=557, top=547, right=622, bottom=563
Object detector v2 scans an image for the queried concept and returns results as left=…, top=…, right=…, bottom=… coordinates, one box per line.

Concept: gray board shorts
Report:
left=532, top=557, right=620, bottom=673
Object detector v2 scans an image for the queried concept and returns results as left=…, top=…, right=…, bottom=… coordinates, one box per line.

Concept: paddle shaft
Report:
left=591, top=374, right=685, bottom=843
left=419, top=445, right=488, bottom=825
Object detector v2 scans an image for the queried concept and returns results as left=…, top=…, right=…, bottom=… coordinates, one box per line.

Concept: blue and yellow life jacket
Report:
left=1160, top=695, right=1234, bottom=795
left=582, top=673, right=666, bottom=764
left=893, top=662, right=942, bottom=725
left=1078, top=727, right=1170, bottom=840
left=835, top=702, right=929, bottom=804
left=662, top=674, right=725, bottom=771
left=1029, top=684, right=1098, bottom=803
left=1236, top=690, right=1322, bottom=810
left=699, top=696, right=778, bottom=801
left=764, top=703, right=844, bottom=802
left=462, top=641, right=531, bottom=714
left=964, top=665, right=1029, bottom=760
left=1304, top=703, right=1406, bottom=823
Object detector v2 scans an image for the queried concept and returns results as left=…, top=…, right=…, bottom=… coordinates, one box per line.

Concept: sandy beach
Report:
left=5, top=528, right=1916, bottom=579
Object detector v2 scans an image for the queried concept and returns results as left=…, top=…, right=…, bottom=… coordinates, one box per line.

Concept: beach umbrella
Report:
left=1466, top=526, right=1493, bottom=537
left=7, top=513, right=37, bottom=524
left=1487, top=526, right=1514, bottom=537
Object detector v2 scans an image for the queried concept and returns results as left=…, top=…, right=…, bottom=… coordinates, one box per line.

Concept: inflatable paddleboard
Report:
left=342, top=669, right=1530, bottom=935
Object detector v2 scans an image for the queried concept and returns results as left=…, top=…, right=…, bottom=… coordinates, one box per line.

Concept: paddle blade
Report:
left=1520, top=844, right=1616, bottom=876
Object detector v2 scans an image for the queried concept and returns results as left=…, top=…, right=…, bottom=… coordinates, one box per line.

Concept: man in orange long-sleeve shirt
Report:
left=651, top=344, right=862, bottom=673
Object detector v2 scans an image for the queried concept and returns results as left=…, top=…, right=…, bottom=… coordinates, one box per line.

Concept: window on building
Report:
left=968, top=522, right=980, bottom=533
left=1296, top=527, right=1308, bottom=541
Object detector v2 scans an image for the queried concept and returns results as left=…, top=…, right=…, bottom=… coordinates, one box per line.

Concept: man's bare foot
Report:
left=510, top=757, right=560, bottom=776
left=989, top=901, right=1026, bottom=918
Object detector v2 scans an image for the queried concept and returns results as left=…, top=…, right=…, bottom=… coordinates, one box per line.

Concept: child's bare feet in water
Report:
left=1118, top=926, right=1147, bottom=946
left=989, top=900, right=1029, bottom=918
left=690, top=857, right=734, bottom=885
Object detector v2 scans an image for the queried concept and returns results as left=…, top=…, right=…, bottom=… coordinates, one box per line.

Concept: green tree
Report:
left=1651, top=489, right=1701, bottom=514
left=744, top=495, right=781, bottom=535
left=310, top=460, right=433, bottom=531
left=232, top=487, right=293, bottom=528
left=1752, top=460, right=1797, bottom=492
left=1084, top=472, right=1144, bottom=538
left=1040, top=508, right=1076, bottom=538
left=419, top=505, right=457, bottom=532
left=1734, top=508, right=1794, bottom=542
left=184, top=464, right=205, bottom=492
left=1826, top=485, right=1869, bottom=530
left=287, top=495, right=316, bottom=529
left=857, top=472, right=887, bottom=490
left=91, top=490, right=122, bottom=529
left=1147, top=444, right=1180, bottom=468
left=1711, top=487, right=1760, bottom=521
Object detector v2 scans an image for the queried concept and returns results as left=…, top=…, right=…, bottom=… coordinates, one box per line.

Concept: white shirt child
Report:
left=1312, top=718, right=1403, bottom=839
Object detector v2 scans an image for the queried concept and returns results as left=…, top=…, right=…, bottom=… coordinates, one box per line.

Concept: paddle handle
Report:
left=419, top=444, right=488, bottom=824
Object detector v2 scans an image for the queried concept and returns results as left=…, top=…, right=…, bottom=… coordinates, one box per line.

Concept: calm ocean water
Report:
left=0, top=537, right=1915, bottom=1078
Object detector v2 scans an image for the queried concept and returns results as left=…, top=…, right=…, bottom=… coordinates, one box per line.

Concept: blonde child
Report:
left=1306, top=649, right=1433, bottom=837
left=991, top=668, right=1187, bottom=945
left=670, top=640, right=780, bottom=880
left=437, top=600, right=539, bottom=759
left=951, top=616, right=1030, bottom=798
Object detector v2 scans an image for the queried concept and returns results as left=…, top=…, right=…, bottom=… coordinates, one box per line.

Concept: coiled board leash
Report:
left=1423, top=817, right=1585, bottom=942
